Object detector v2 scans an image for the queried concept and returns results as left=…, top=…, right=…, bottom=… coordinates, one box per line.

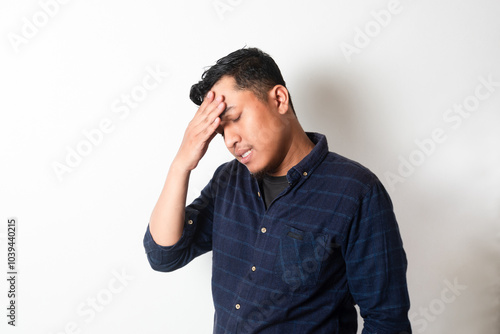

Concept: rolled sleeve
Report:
left=143, top=219, right=199, bottom=272
left=143, top=164, right=225, bottom=272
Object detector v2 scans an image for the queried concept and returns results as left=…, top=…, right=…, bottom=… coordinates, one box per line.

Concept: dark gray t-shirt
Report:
left=260, top=175, right=289, bottom=209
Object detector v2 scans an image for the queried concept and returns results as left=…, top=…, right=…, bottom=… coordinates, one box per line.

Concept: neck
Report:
left=269, top=124, right=315, bottom=176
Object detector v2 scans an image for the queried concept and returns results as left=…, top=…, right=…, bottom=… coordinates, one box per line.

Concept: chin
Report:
left=250, top=170, right=266, bottom=181
left=243, top=163, right=264, bottom=180
left=248, top=163, right=272, bottom=181
left=243, top=157, right=276, bottom=180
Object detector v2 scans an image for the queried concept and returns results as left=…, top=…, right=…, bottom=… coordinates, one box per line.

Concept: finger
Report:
left=194, top=91, right=215, bottom=117
left=203, top=94, right=225, bottom=123
left=209, top=99, right=226, bottom=122
left=192, top=97, right=225, bottom=129
left=206, top=117, right=221, bottom=142
left=193, top=92, right=220, bottom=124
left=210, top=116, right=221, bottom=131
left=203, top=90, right=214, bottom=105
left=197, top=111, right=222, bottom=142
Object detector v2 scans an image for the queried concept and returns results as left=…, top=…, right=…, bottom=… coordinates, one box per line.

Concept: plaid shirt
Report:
left=144, top=132, right=411, bottom=334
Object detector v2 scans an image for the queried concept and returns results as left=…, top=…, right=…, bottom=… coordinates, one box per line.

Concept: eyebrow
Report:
left=220, top=105, right=235, bottom=119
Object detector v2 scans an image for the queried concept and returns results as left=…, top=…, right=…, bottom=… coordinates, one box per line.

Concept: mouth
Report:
left=238, top=149, right=252, bottom=164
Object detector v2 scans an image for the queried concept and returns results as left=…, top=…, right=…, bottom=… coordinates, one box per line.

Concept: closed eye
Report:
left=217, top=113, right=241, bottom=137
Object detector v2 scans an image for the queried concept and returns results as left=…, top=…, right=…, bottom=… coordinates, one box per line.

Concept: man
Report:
left=144, top=47, right=412, bottom=333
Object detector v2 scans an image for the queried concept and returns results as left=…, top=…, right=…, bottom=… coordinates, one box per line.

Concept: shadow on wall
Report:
left=293, top=69, right=361, bottom=157
left=420, top=227, right=500, bottom=333
left=387, top=162, right=500, bottom=333
left=293, top=66, right=393, bottom=169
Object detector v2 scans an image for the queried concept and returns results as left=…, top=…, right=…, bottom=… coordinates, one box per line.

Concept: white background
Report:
left=1, top=0, right=499, bottom=333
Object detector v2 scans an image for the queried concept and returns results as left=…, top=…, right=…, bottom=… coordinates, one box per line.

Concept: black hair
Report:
left=189, top=47, right=295, bottom=114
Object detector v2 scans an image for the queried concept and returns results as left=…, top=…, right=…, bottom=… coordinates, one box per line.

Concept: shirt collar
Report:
left=286, top=132, right=329, bottom=186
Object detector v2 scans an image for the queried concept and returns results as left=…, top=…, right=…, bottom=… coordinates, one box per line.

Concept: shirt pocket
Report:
left=274, top=225, right=328, bottom=289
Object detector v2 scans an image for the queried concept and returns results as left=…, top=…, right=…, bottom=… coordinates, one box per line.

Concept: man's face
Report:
left=211, top=76, right=292, bottom=176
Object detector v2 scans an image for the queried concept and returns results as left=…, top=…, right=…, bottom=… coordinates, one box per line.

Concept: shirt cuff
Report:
left=143, top=216, right=200, bottom=252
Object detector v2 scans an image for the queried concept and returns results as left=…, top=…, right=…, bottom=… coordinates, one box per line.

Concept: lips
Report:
left=236, top=148, right=252, bottom=164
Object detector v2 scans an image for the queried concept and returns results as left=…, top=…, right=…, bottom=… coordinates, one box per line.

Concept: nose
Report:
left=223, top=124, right=240, bottom=151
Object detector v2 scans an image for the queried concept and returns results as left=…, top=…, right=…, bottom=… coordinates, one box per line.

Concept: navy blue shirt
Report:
left=144, top=133, right=411, bottom=334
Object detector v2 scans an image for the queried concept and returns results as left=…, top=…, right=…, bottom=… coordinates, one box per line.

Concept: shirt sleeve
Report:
left=143, top=167, right=221, bottom=272
left=344, top=179, right=412, bottom=334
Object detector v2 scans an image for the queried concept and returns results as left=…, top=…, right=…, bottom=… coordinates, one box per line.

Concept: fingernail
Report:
left=207, top=91, right=213, bottom=99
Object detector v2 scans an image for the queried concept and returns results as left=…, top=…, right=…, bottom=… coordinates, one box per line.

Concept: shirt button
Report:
left=261, top=227, right=267, bottom=233
left=303, top=172, right=308, bottom=177
left=257, top=191, right=261, bottom=197
left=235, top=304, right=241, bottom=310
left=251, top=266, right=256, bottom=272
left=187, top=220, right=193, bottom=225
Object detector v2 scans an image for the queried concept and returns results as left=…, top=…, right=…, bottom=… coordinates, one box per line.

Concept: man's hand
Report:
left=174, top=91, right=225, bottom=171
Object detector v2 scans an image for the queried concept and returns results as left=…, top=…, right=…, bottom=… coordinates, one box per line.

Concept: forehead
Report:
left=211, top=75, right=239, bottom=94
left=210, top=76, right=267, bottom=119
left=210, top=76, right=258, bottom=102
left=211, top=76, right=244, bottom=108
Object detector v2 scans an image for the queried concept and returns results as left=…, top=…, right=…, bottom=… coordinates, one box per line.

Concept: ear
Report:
left=269, top=85, right=290, bottom=115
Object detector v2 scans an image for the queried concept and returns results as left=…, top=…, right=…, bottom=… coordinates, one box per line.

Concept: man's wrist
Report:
left=170, top=157, right=194, bottom=175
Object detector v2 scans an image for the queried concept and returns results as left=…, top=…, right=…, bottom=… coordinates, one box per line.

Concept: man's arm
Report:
left=149, top=91, right=225, bottom=246
left=344, top=179, right=412, bottom=333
